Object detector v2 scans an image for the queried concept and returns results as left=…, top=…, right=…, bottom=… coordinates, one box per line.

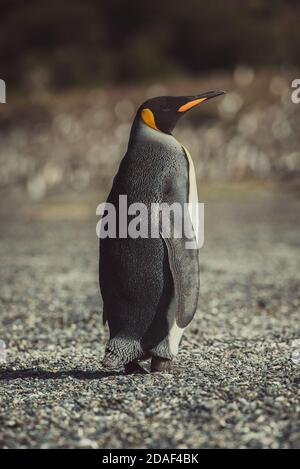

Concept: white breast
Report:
left=181, top=144, right=199, bottom=243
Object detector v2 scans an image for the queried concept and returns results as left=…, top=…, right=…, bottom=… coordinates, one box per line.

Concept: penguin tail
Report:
left=102, top=337, right=143, bottom=368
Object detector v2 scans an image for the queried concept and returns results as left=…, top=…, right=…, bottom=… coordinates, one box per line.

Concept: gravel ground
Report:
left=0, top=187, right=299, bottom=449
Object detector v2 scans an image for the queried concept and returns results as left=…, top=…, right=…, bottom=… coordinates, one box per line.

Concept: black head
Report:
left=138, top=90, right=225, bottom=135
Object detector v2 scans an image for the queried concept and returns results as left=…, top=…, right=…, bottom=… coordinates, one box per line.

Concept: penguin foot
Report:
left=124, top=361, right=149, bottom=375
left=151, top=357, right=173, bottom=373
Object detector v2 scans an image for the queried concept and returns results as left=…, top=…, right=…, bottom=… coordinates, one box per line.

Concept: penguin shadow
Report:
left=0, top=367, right=120, bottom=381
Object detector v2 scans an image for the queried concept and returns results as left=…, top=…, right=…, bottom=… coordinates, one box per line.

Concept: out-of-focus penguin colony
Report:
left=0, top=70, right=299, bottom=203
left=1, top=1, right=300, bottom=202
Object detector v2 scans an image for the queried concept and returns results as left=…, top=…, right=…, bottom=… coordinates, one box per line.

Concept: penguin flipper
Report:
left=160, top=214, right=200, bottom=329
left=102, top=306, right=108, bottom=325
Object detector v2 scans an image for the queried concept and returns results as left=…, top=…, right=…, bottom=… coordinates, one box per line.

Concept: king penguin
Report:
left=100, top=90, right=225, bottom=373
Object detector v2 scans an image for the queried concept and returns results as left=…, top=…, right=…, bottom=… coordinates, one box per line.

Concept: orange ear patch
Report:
left=141, top=108, right=159, bottom=131
left=178, top=98, right=207, bottom=112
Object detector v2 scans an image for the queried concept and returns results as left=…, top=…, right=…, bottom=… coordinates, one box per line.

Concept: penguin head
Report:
left=139, top=90, right=225, bottom=135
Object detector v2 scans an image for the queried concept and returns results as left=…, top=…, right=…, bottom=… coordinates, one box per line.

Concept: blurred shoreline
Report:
left=0, top=70, right=299, bottom=207
left=0, top=181, right=298, bottom=227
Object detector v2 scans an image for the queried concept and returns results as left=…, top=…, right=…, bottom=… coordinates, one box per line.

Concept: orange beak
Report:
left=178, top=98, right=207, bottom=112
left=177, top=90, right=226, bottom=113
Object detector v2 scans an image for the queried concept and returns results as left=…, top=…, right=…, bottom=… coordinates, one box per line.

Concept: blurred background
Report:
left=0, top=0, right=300, bottom=211
left=0, top=0, right=300, bottom=450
